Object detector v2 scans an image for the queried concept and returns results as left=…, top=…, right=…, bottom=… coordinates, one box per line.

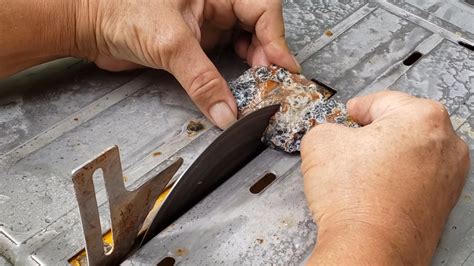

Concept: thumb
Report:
left=347, top=91, right=414, bottom=126
left=166, top=34, right=238, bottom=129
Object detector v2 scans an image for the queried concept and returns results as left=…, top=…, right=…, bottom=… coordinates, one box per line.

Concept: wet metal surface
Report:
left=142, top=105, right=279, bottom=243
left=283, top=0, right=368, bottom=52
left=0, top=0, right=473, bottom=265
left=302, top=7, right=432, bottom=100
left=124, top=150, right=308, bottom=265
left=392, top=40, right=473, bottom=115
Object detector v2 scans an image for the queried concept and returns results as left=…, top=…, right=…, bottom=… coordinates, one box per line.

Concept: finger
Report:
left=246, top=42, right=256, bottom=66
left=232, top=0, right=300, bottom=72
left=250, top=36, right=270, bottom=67
left=234, top=32, right=251, bottom=59
left=244, top=37, right=270, bottom=67
left=202, top=1, right=237, bottom=30
left=347, top=91, right=414, bottom=125
left=167, top=32, right=237, bottom=129
left=234, top=36, right=250, bottom=59
left=252, top=45, right=270, bottom=67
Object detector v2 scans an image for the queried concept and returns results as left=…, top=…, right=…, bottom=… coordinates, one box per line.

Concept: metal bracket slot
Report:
left=458, top=41, right=474, bottom=51
left=311, top=79, right=338, bottom=99
left=71, top=146, right=182, bottom=265
left=249, top=173, right=277, bottom=194
left=403, top=51, right=423, bottom=66
left=157, top=256, right=176, bottom=266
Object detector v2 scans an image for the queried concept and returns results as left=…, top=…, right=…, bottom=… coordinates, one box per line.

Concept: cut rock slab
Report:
left=229, top=65, right=359, bottom=153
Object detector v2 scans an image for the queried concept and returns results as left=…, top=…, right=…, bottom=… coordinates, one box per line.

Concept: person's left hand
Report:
left=73, top=0, right=300, bottom=128
left=300, top=91, right=470, bottom=264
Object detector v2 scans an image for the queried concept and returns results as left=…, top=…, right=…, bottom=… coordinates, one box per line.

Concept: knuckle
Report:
left=260, top=0, right=276, bottom=7
left=271, top=0, right=283, bottom=11
left=411, top=100, right=451, bottom=133
left=159, top=30, right=189, bottom=68
left=382, top=90, right=411, bottom=98
left=257, top=15, right=272, bottom=32
left=188, top=70, right=223, bottom=102
left=421, top=100, right=449, bottom=123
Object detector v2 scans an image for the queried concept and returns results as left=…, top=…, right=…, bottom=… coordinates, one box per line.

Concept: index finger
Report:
left=231, top=0, right=300, bottom=73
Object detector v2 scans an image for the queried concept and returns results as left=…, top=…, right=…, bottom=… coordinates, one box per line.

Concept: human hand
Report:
left=73, top=0, right=300, bottom=129
left=300, top=91, right=470, bottom=265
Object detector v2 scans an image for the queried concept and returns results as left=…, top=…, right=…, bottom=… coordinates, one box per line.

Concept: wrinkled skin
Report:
left=1, top=2, right=470, bottom=264
left=74, top=0, right=300, bottom=128
left=0, top=0, right=299, bottom=129
left=301, top=91, right=470, bottom=265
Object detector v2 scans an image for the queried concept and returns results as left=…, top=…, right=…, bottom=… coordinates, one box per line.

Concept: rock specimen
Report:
left=229, top=65, right=359, bottom=153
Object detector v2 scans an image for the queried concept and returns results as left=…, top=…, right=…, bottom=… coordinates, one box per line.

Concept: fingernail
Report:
left=209, top=102, right=237, bottom=129
left=292, top=55, right=302, bottom=73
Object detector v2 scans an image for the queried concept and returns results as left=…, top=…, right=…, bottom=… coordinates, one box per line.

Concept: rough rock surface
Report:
left=229, top=65, right=359, bottom=153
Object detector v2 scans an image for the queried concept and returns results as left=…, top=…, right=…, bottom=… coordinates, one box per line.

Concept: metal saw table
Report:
left=0, top=0, right=473, bottom=265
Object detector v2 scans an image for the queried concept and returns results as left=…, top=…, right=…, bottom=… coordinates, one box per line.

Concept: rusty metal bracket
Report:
left=71, top=146, right=182, bottom=265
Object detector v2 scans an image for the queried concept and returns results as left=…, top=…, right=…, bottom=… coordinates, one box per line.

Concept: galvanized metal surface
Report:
left=0, top=0, right=473, bottom=265
left=0, top=61, right=235, bottom=265
left=143, top=105, right=280, bottom=243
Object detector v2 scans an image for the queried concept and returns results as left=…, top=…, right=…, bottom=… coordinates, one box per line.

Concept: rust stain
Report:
left=325, top=109, right=342, bottom=123
left=187, top=121, right=205, bottom=136
left=262, top=80, right=279, bottom=96
left=310, top=93, right=322, bottom=101
left=68, top=229, right=114, bottom=265
left=175, top=247, right=188, bottom=256
left=256, top=238, right=264, bottom=244
left=324, top=30, right=334, bottom=37
left=291, top=74, right=313, bottom=86
left=94, top=153, right=108, bottom=164
left=281, top=102, right=289, bottom=113
left=69, top=187, right=174, bottom=265
left=153, top=151, right=162, bottom=157
left=315, top=86, right=335, bottom=99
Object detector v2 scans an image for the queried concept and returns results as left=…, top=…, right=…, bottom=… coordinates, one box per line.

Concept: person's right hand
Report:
left=72, top=0, right=299, bottom=129
left=300, top=91, right=470, bottom=265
